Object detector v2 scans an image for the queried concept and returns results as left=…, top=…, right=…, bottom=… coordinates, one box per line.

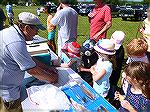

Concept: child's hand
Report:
left=121, top=100, right=137, bottom=112
left=90, top=65, right=96, bottom=74
left=114, top=91, right=125, bottom=101
left=60, top=63, right=69, bottom=68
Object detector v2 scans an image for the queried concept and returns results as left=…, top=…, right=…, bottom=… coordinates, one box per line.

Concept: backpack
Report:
left=78, top=39, right=98, bottom=85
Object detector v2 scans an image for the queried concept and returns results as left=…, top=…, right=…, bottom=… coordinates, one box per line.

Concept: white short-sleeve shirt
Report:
left=51, top=7, right=78, bottom=57
left=0, top=25, right=36, bottom=101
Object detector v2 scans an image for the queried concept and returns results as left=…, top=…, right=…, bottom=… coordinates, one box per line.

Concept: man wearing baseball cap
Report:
left=0, top=12, right=58, bottom=112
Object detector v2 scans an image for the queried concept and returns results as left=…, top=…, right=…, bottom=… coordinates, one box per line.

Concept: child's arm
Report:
left=60, top=60, right=75, bottom=68
left=78, top=65, right=91, bottom=72
left=47, top=15, right=55, bottom=32
left=90, top=65, right=106, bottom=81
left=121, top=100, right=137, bottom=112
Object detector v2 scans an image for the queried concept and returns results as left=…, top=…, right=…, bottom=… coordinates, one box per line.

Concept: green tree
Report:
left=143, top=0, right=150, bottom=4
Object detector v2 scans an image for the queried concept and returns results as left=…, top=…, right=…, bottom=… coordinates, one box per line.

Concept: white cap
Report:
left=18, top=12, right=46, bottom=30
left=111, top=31, right=125, bottom=50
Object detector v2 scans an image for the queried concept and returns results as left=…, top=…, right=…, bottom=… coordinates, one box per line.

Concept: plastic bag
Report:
left=27, top=84, right=71, bottom=111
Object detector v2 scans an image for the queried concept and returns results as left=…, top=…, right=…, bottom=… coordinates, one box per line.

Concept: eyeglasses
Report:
left=29, top=25, right=39, bottom=31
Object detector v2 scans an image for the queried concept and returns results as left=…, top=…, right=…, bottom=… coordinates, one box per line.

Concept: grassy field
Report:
left=2, top=5, right=143, bottom=57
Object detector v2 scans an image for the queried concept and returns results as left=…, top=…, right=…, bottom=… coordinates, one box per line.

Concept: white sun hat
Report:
left=94, top=39, right=116, bottom=55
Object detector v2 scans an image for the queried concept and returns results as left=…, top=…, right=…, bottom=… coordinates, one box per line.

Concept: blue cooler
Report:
left=33, top=53, right=51, bottom=66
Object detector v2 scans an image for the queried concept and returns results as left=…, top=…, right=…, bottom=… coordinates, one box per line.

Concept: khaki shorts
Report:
left=0, top=97, right=23, bottom=112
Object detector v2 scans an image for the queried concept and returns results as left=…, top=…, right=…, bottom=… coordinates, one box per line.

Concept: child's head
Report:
left=80, top=39, right=98, bottom=68
left=110, top=31, right=125, bottom=50
left=94, top=39, right=116, bottom=56
left=61, top=41, right=80, bottom=58
left=94, top=39, right=116, bottom=69
left=43, top=5, right=51, bottom=14
left=126, top=38, right=148, bottom=57
left=124, top=61, right=150, bottom=99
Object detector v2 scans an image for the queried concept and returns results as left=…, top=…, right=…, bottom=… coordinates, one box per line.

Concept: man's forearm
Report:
left=95, top=21, right=112, bottom=40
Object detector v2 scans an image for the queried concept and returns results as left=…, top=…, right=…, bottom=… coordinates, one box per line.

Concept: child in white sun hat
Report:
left=90, top=39, right=116, bottom=97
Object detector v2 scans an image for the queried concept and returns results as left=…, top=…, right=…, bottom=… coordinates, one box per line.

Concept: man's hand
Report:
left=57, top=4, right=62, bottom=12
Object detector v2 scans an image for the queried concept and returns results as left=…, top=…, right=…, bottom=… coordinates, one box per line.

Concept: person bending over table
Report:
left=0, top=12, right=58, bottom=112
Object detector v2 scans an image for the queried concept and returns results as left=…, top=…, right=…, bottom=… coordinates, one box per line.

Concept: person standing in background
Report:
left=43, top=5, right=56, bottom=53
left=49, top=0, right=78, bottom=58
left=0, top=8, right=6, bottom=30
left=5, top=2, right=14, bottom=26
left=88, top=0, right=112, bottom=42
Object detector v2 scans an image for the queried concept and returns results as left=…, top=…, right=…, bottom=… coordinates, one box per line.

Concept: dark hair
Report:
left=44, top=5, right=51, bottom=14
left=59, top=0, right=72, bottom=4
left=124, top=62, right=150, bottom=99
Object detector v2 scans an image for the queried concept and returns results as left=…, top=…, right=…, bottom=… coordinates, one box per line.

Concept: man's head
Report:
left=59, top=0, right=72, bottom=5
left=93, top=0, right=103, bottom=5
left=17, top=12, right=46, bottom=41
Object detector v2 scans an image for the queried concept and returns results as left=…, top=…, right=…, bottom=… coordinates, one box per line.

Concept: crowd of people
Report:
left=0, top=0, right=150, bottom=111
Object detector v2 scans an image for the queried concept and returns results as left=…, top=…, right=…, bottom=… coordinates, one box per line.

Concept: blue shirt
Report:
left=0, top=25, right=36, bottom=102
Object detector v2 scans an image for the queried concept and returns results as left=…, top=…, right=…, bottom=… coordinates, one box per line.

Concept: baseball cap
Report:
left=18, top=12, right=46, bottom=30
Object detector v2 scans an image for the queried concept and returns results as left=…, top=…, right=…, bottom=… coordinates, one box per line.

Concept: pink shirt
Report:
left=89, top=4, right=112, bottom=40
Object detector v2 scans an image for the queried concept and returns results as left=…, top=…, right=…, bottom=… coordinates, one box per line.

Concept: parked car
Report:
left=71, top=5, right=80, bottom=13
left=119, top=7, right=144, bottom=21
left=142, top=5, right=149, bottom=20
left=78, top=4, right=95, bottom=16
left=108, top=4, right=120, bottom=17
left=46, top=2, right=57, bottom=13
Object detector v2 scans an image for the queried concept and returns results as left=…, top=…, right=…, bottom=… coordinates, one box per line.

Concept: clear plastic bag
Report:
left=27, top=84, right=71, bottom=111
